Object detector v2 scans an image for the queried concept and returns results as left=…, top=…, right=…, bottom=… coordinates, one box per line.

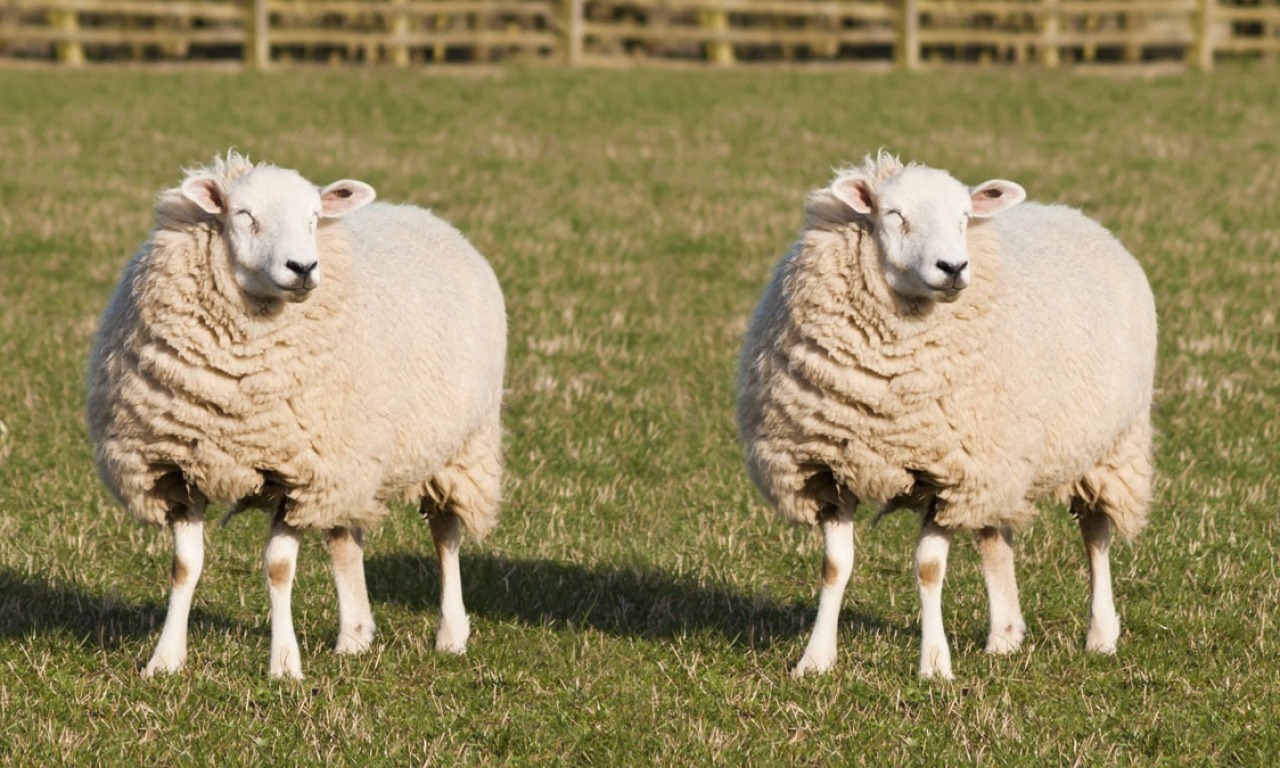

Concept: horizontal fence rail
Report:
left=2, top=0, right=1278, bottom=69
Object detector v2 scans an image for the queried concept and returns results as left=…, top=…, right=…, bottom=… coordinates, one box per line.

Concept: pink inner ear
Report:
left=320, top=180, right=375, bottom=218
left=971, top=181, right=1025, bottom=217
left=182, top=178, right=224, bottom=215
left=832, top=177, right=875, bottom=215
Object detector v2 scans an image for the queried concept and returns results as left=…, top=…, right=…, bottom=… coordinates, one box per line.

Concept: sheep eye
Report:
left=885, top=210, right=908, bottom=233
left=234, top=209, right=260, bottom=233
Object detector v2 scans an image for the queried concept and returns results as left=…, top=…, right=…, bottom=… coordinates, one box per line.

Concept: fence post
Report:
left=1040, top=0, right=1060, bottom=67
left=247, top=0, right=270, bottom=70
left=564, top=0, right=583, bottom=66
left=49, top=7, right=84, bottom=66
left=897, top=0, right=919, bottom=70
left=1193, top=0, right=1216, bottom=71
left=701, top=1, right=735, bottom=66
left=390, top=0, right=411, bottom=66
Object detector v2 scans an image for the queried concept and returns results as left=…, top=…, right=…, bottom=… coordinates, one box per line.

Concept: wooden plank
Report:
left=582, top=22, right=896, bottom=45
left=1214, top=37, right=1280, bottom=53
left=9, top=0, right=244, bottom=21
left=630, top=0, right=897, bottom=20
left=6, top=27, right=245, bottom=44
left=919, top=0, right=1197, bottom=17
left=267, top=0, right=557, bottom=17
left=267, top=29, right=558, bottom=47
left=918, top=29, right=1195, bottom=46
left=1214, top=7, right=1280, bottom=24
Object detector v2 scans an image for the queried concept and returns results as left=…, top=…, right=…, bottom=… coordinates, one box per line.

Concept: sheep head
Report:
left=831, top=165, right=1024, bottom=304
left=180, top=164, right=376, bottom=303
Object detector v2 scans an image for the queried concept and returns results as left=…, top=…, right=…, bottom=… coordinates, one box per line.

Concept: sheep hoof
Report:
left=269, top=645, right=304, bottom=680
left=985, top=624, right=1026, bottom=654
left=919, top=667, right=955, bottom=681
left=918, top=648, right=953, bottom=680
left=1085, top=636, right=1118, bottom=655
left=141, top=649, right=186, bottom=678
left=269, top=662, right=304, bottom=681
left=335, top=624, right=375, bottom=655
left=791, top=651, right=835, bottom=678
left=435, top=616, right=470, bottom=655
left=1086, top=615, right=1120, bottom=654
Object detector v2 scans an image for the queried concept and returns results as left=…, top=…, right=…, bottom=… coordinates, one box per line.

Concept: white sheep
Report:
left=88, top=151, right=506, bottom=679
left=737, top=152, right=1155, bottom=679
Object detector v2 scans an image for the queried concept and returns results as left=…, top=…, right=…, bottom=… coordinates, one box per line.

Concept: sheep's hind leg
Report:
left=915, top=514, right=954, bottom=680
left=976, top=525, right=1025, bottom=654
left=1075, top=500, right=1119, bottom=653
left=793, top=507, right=855, bottom=678
left=143, top=505, right=206, bottom=677
left=429, top=511, right=470, bottom=654
left=326, top=527, right=375, bottom=655
left=264, top=518, right=304, bottom=679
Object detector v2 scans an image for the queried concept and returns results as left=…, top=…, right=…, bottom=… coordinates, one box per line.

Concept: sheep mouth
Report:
left=274, top=281, right=317, bottom=302
left=925, top=283, right=966, bottom=303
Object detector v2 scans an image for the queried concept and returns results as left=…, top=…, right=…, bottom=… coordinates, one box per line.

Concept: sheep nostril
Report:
left=936, top=260, right=968, bottom=276
left=285, top=260, right=317, bottom=277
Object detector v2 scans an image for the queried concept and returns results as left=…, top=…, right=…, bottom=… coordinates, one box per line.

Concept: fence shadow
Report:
left=365, top=551, right=894, bottom=651
left=0, top=567, right=232, bottom=651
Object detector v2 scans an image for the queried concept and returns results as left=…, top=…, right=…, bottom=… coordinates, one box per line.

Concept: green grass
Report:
left=1, top=64, right=1278, bottom=765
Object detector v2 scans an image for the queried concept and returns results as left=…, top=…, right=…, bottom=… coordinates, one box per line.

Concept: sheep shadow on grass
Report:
left=365, top=551, right=896, bottom=651
left=0, top=567, right=232, bottom=651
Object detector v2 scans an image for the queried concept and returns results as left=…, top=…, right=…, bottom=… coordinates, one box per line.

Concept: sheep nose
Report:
left=285, top=260, right=317, bottom=277
left=936, top=259, right=968, bottom=276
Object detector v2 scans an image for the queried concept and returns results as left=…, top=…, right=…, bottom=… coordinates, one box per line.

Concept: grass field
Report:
left=1, top=64, right=1278, bottom=765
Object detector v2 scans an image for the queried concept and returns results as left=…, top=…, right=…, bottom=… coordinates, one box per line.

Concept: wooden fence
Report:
left=2, top=0, right=1279, bottom=70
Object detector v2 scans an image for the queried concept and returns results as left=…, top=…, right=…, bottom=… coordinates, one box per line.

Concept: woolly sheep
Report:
left=737, top=152, right=1155, bottom=679
left=88, top=151, right=506, bottom=679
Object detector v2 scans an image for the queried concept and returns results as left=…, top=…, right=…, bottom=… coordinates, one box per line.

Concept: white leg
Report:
left=326, top=527, right=375, bottom=654
left=976, top=525, right=1025, bottom=654
left=1078, top=507, right=1119, bottom=653
left=430, top=513, right=470, bottom=654
left=143, top=509, right=205, bottom=677
left=915, top=516, right=954, bottom=680
left=265, top=519, right=304, bottom=679
left=792, top=509, right=855, bottom=678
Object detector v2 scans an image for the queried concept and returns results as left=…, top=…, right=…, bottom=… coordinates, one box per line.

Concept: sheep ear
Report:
left=320, top=180, right=376, bottom=218
left=180, top=175, right=227, bottom=215
left=970, top=180, right=1026, bottom=218
left=830, top=175, right=876, bottom=215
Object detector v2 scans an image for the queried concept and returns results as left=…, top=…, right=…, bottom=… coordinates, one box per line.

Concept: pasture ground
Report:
left=0, top=65, right=1277, bottom=765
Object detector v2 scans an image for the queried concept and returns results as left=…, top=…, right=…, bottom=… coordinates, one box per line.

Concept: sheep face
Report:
left=181, top=166, right=375, bottom=303
left=831, top=167, right=1025, bottom=304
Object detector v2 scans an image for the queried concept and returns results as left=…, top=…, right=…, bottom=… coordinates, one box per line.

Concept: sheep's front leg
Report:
left=326, top=527, right=375, bottom=654
left=1077, top=505, right=1119, bottom=653
left=792, top=508, right=855, bottom=678
left=430, top=512, right=470, bottom=654
left=264, top=519, right=304, bottom=679
left=976, top=525, right=1025, bottom=653
left=143, top=507, right=206, bottom=677
left=915, top=517, right=954, bottom=680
